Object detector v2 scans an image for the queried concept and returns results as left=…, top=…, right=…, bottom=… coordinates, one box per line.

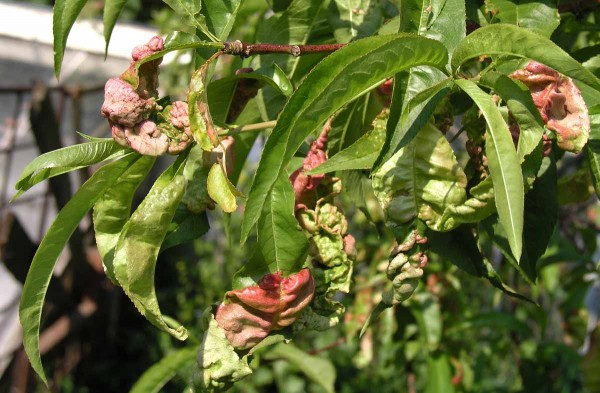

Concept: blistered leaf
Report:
left=456, top=79, right=524, bottom=261
left=195, top=314, right=252, bottom=392
left=215, top=269, right=315, bottom=349
left=13, top=139, right=128, bottom=200
left=438, top=178, right=496, bottom=230
left=372, top=122, right=467, bottom=231
left=20, top=154, right=139, bottom=384
left=113, top=156, right=188, bottom=340
left=93, top=155, right=155, bottom=283
left=242, top=34, right=448, bottom=242
left=188, top=59, right=220, bottom=151
left=511, top=61, right=590, bottom=153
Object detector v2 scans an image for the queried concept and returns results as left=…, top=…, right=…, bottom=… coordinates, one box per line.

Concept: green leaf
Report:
left=372, top=122, right=467, bottom=231
left=53, top=0, right=90, bottom=78
left=479, top=72, right=544, bottom=161
left=455, top=79, right=524, bottom=261
left=237, top=64, right=294, bottom=97
left=130, top=347, right=197, bottom=393
left=14, top=139, right=128, bottom=200
left=187, top=59, right=219, bottom=151
left=161, top=205, right=210, bottom=251
left=207, top=163, right=240, bottom=213
left=103, top=0, right=127, bottom=54
left=451, top=24, right=600, bottom=91
left=264, top=343, right=336, bottom=393
left=257, top=173, right=309, bottom=274
left=113, top=156, right=189, bottom=340
left=19, top=154, right=139, bottom=384
left=587, top=106, right=600, bottom=198
left=375, top=0, right=464, bottom=169
left=162, top=0, right=217, bottom=41
left=201, top=0, right=245, bottom=41
left=308, top=113, right=386, bottom=174
left=329, top=0, right=386, bottom=43
left=438, top=178, right=496, bottom=230
left=93, top=155, right=155, bottom=283
left=410, top=292, right=442, bottom=352
left=242, top=34, right=448, bottom=242
left=425, top=353, right=456, bottom=393
left=484, top=0, right=560, bottom=38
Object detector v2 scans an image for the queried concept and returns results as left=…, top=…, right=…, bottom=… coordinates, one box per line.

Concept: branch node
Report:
left=291, top=45, right=301, bottom=57
left=224, top=40, right=245, bottom=56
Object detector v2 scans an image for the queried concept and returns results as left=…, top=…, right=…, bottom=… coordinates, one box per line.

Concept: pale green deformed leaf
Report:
left=188, top=59, right=219, bottom=151
left=103, top=0, right=127, bottom=54
left=438, top=178, right=496, bottom=230
left=451, top=24, right=600, bottom=92
left=19, top=154, right=139, bottom=384
left=372, top=122, right=467, bottom=231
left=194, top=313, right=252, bottom=392
left=53, top=0, right=90, bottom=78
left=93, top=155, right=155, bottom=283
left=207, top=163, right=240, bottom=213
left=14, top=139, right=128, bottom=200
left=130, top=347, right=197, bottom=393
left=484, top=0, right=560, bottom=38
left=456, top=79, right=524, bottom=261
left=264, top=343, right=336, bottom=393
left=242, top=34, right=448, bottom=242
left=113, top=156, right=188, bottom=340
left=309, top=112, right=387, bottom=174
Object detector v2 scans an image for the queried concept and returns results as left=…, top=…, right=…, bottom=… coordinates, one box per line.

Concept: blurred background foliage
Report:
left=3, top=0, right=600, bottom=392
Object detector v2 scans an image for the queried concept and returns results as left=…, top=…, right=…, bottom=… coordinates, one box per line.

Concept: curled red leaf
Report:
left=101, top=78, right=155, bottom=127
left=215, top=269, right=315, bottom=349
left=511, top=61, right=590, bottom=153
left=125, top=120, right=169, bottom=156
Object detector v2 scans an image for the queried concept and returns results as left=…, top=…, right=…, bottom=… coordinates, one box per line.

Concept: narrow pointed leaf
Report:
left=19, top=154, right=139, bottom=384
left=451, top=24, right=600, bottom=91
left=308, top=115, right=386, bottom=174
left=207, top=163, right=239, bottom=213
left=242, top=34, right=448, bottom=242
left=456, top=79, right=524, bottom=261
left=130, top=347, right=197, bottom=393
left=93, top=155, right=155, bottom=283
left=14, top=139, right=128, bottom=199
left=201, top=0, right=245, bottom=41
left=103, top=0, right=127, bottom=54
left=53, top=0, right=90, bottom=78
left=113, top=156, right=189, bottom=340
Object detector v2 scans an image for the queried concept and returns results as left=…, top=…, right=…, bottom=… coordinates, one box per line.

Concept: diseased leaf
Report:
left=484, top=0, right=560, bottom=38
left=264, top=343, right=336, bottom=393
left=113, top=156, right=189, bottom=340
left=188, top=58, right=220, bottom=151
left=456, top=79, right=524, bottom=261
left=103, top=0, right=127, bottom=54
left=451, top=24, right=600, bottom=92
left=130, top=347, right=197, bottom=393
left=207, top=163, right=240, bottom=213
left=372, top=122, right=467, bottom=231
left=194, top=313, right=252, bottom=392
left=14, top=139, right=128, bottom=200
left=53, top=0, right=90, bottom=78
left=215, top=269, right=314, bottom=349
left=242, top=34, right=448, bottom=242
left=309, top=112, right=386, bottom=174
left=20, top=154, right=139, bottom=384
left=438, top=178, right=496, bottom=230
left=93, top=155, right=155, bottom=283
